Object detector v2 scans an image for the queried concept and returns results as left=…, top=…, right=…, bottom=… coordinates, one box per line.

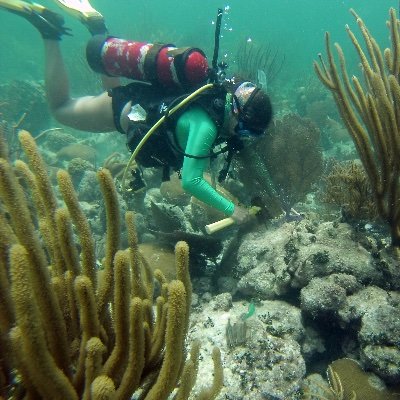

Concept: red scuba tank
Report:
left=86, top=35, right=209, bottom=90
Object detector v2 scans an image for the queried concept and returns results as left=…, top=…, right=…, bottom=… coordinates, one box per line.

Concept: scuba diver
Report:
left=0, top=0, right=273, bottom=226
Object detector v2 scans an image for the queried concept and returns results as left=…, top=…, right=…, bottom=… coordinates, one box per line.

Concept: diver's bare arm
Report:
left=44, top=40, right=115, bottom=132
left=53, top=92, right=115, bottom=132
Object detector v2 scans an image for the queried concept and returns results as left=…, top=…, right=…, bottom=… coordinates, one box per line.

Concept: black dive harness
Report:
left=110, top=82, right=236, bottom=179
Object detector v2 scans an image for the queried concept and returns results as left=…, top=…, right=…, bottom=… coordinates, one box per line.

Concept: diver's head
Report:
left=232, top=81, right=273, bottom=138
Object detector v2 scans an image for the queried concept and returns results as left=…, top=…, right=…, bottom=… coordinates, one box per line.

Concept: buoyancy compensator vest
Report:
left=109, top=81, right=228, bottom=172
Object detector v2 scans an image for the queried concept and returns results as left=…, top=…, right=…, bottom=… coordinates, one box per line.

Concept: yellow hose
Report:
left=121, top=83, right=215, bottom=192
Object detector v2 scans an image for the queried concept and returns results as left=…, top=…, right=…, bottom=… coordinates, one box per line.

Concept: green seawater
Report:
left=0, top=0, right=396, bottom=88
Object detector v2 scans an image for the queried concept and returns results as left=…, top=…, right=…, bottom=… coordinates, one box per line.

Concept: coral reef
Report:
left=235, top=113, right=323, bottom=219
left=304, top=358, right=400, bottom=399
left=102, top=152, right=128, bottom=181
left=159, top=172, right=191, bottom=207
left=214, top=214, right=400, bottom=396
left=0, top=129, right=223, bottom=400
left=68, top=157, right=95, bottom=186
left=263, top=114, right=323, bottom=214
left=294, top=76, right=339, bottom=131
left=39, top=128, right=77, bottom=152
left=57, top=143, right=97, bottom=165
left=0, top=120, right=23, bottom=161
left=321, top=160, right=377, bottom=222
left=0, top=79, right=50, bottom=135
left=358, top=302, right=400, bottom=383
left=188, top=299, right=306, bottom=399
left=138, top=242, right=177, bottom=281
left=315, top=7, right=400, bottom=251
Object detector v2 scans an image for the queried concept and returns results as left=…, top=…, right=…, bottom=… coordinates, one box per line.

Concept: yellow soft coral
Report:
left=0, top=130, right=223, bottom=400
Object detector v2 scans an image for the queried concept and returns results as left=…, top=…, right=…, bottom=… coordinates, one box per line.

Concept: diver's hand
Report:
left=231, top=205, right=253, bottom=225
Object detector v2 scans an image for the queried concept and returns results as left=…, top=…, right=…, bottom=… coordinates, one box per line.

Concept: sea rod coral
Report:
left=314, top=7, right=400, bottom=252
left=0, top=128, right=223, bottom=400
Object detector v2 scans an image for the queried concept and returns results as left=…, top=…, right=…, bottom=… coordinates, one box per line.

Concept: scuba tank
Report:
left=86, top=35, right=209, bottom=91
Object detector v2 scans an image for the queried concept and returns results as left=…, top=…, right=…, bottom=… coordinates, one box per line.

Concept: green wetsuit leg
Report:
left=175, top=106, right=235, bottom=216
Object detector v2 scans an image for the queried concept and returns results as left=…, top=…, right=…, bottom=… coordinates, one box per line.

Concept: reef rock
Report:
left=359, top=304, right=400, bottom=383
left=233, top=219, right=387, bottom=299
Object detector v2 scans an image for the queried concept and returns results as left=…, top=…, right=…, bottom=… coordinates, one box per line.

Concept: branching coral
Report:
left=102, top=152, right=128, bottom=181
left=0, top=130, right=223, bottom=400
left=314, top=7, right=400, bottom=251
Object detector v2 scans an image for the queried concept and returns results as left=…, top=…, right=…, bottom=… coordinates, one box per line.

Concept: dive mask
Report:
left=233, top=82, right=264, bottom=138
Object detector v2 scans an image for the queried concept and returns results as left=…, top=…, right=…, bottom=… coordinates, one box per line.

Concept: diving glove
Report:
left=0, top=0, right=72, bottom=40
